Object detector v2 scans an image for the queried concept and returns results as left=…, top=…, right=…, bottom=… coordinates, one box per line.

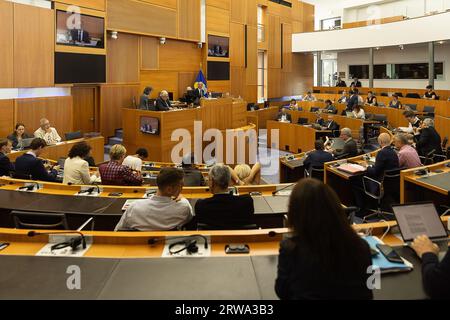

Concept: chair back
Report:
left=362, top=176, right=383, bottom=200
left=64, top=131, right=83, bottom=141
left=12, top=211, right=69, bottom=230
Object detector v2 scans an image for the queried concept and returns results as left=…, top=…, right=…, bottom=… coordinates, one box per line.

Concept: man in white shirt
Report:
left=122, top=148, right=149, bottom=172
left=115, top=167, right=193, bottom=231
left=34, top=118, right=61, bottom=145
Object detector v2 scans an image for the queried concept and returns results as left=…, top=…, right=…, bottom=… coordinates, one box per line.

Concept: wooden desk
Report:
left=246, top=106, right=279, bottom=130
left=8, top=136, right=105, bottom=165
left=401, top=160, right=450, bottom=206
left=279, top=153, right=307, bottom=183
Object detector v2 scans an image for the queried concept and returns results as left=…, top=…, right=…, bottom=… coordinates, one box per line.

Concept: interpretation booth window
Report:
left=140, top=117, right=160, bottom=135
left=349, top=63, right=444, bottom=80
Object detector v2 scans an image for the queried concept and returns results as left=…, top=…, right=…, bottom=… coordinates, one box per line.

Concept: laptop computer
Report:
left=392, top=202, right=449, bottom=250
left=346, top=111, right=354, bottom=118
left=19, top=138, right=34, bottom=150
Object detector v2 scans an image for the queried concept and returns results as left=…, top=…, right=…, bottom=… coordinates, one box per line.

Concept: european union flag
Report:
left=194, top=70, right=207, bottom=93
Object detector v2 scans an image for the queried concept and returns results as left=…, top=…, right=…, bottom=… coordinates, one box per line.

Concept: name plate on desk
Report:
left=36, top=235, right=93, bottom=257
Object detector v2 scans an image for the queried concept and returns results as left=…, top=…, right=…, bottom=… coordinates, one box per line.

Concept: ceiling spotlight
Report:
left=399, top=45, right=404, bottom=50
left=110, top=31, right=118, bottom=40
left=438, top=41, right=444, bottom=45
left=375, top=47, right=380, bottom=50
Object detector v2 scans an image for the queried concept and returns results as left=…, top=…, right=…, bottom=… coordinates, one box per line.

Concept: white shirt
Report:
left=63, top=156, right=97, bottom=185
left=122, top=156, right=143, bottom=172
left=352, top=109, right=366, bottom=119
left=34, top=127, right=61, bottom=145
left=115, top=195, right=194, bottom=231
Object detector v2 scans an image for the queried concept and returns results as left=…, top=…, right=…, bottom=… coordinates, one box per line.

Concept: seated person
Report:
left=329, top=128, right=358, bottom=158
left=335, top=77, right=347, bottom=87
left=289, top=99, right=302, bottom=111
left=123, top=148, right=149, bottom=172
left=193, top=82, right=208, bottom=101
left=303, top=91, right=317, bottom=102
left=181, top=86, right=196, bottom=105
left=314, top=113, right=326, bottom=127
left=181, top=153, right=206, bottom=187
left=352, top=105, right=366, bottom=119
left=323, top=100, right=337, bottom=114
left=0, top=139, right=14, bottom=177
left=155, top=90, right=173, bottom=111
left=115, top=168, right=193, bottom=231
left=411, top=235, right=450, bottom=299
left=275, top=178, right=373, bottom=300
left=230, top=163, right=261, bottom=186
left=322, top=116, right=339, bottom=131
left=338, top=90, right=349, bottom=104
left=416, top=118, right=443, bottom=157
left=388, top=94, right=402, bottom=109
left=277, top=107, right=292, bottom=123
left=364, top=91, right=378, bottom=107
left=303, top=140, right=334, bottom=171
left=34, top=118, right=62, bottom=145
left=7, top=123, right=33, bottom=149
left=423, top=85, right=437, bottom=100
left=350, top=77, right=362, bottom=87
left=365, top=133, right=399, bottom=181
left=139, top=86, right=153, bottom=110
left=399, top=110, right=422, bottom=135
left=63, top=142, right=99, bottom=185
left=194, top=164, right=255, bottom=229
left=394, top=133, right=421, bottom=169
left=99, top=144, right=143, bottom=186
left=343, top=89, right=359, bottom=115
left=14, top=138, right=59, bottom=182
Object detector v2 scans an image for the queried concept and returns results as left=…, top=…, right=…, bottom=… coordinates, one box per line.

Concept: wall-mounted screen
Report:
left=207, top=61, right=230, bottom=81
left=208, top=35, right=229, bottom=58
left=55, top=52, right=106, bottom=84
left=140, top=117, right=160, bottom=135
left=56, top=10, right=105, bottom=49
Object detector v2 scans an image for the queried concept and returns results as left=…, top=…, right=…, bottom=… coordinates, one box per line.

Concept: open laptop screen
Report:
left=393, top=202, right=448, bottom=242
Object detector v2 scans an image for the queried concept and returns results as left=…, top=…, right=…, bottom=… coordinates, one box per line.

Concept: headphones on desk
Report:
left=169, top=239, right=199, bottom=255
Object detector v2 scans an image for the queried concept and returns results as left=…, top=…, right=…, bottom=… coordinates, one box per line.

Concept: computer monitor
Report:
left=392, top=202, right=448, bottom=243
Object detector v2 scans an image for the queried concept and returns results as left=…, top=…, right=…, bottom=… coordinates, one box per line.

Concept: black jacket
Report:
left=304, top=150, right=334, bottom=170
left=336, top=80, right=347, bottom=87
left=351, top=81, right=362, bottom=87
left=275, top=238, right=373, bottom=300
left=155, top=98, right=172, bottom=111
left=421, top=251, right=450, bottom=299
left=416, top=127, right=442, bottom=157
left=194, top=194, right=255, bottom=228
left=0, top=152, right=14, bottom=177
left=14, top=154, right=57, bottom=182
left=183, top=169, right=206, bottom=187
left=366, top=146, right=399, bottom=181
left=324, top=120, right=339, bottom=131
left=335, top=139, right=358, bottom=158
left=346, top=94, right=359, bottom=111
left=277, top=112, right=292, bottom=123
left=7, top=133, right=33, bottom=149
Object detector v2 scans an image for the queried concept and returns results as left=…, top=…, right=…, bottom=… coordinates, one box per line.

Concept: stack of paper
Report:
left=337, top=163, right=366, bottom=174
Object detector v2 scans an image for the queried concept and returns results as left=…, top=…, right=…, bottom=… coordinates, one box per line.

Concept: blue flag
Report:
left=194, top=70, right=208, bottom=97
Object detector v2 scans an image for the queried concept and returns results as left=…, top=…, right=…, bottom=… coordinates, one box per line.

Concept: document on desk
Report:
left=35, top=235, right=93, bottom=257
left=161, top=236, right=211, bottom=258
left=337, top=163, right=366, bottom=174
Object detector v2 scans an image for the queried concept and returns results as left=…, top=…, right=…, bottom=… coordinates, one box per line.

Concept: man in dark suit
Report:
left=351, top=78, right=362, bottom=87
left=416, top=118, right=443, bottom=157
left=343, top=89, right=359, bottom=115
left=304, top=140, right=334, bottom=171
left=277, top=107, right=292, bottom=123
left=335, top=77, right=347, bottom=87
left=70, top=28, right=91, bottom=43
left=193, top=82, right=208, bottom=103
left=0, top=139, right=14, bottom=177
left=323, top=116, right=340, bottom=131
left=194, top=164, right=254, bottom=229
left=332, top=128, right=358, bottom=158
left=155, top=90, right=172, bottom=111
left=181, top=154, right=205, bottom=187
left=14, top=138, right=58, bottom=182
left=366, top=133, right=399, bottom=181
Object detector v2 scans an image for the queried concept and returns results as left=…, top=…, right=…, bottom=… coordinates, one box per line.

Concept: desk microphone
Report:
left=28, top=230, right=86, bottom=250
left=272, top=183, right=295, bottom=196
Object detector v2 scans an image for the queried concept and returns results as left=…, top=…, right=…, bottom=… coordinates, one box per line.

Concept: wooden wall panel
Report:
left=292, top=20, right=304, bottom=33
left=302, top=2, right=315, bottom=32
left=140, top=71, right=179, bottom=99
left=282, top=23, right=292, bottom=72
left=208, top=81, right=231, bottom=94
left=178, top=0, right=201, bottom=41
left=0, top=0, right=13, bottom=88
left=107, top=33, right=140, bottom=83
left=159, top=40, right=202, bottom=72
left=231, top=67, right=246, bottom=98
left=207, top=5, right=230, bottom=35
left=15, top=97, right=74, bottom=137
left=107, top=0, right=177, bottom=38
left=0, top=100, right=14, bottom=138
left=230, top=23, right=245, bottom=68
left=140, top=36, right=159, bottom=70
left=246, top=26, right=258, bottom=86
left=55, top=0, right=106, bottom=11
left=13, top=3, right=54, bottom=88
left=140, top=0, right=177, bottom=9
left=246, top=0, right=258, bottom=27
left=268, top=15, right=281, bottom=69
left=100, top=85, right=140, bottom=138
left=206, top=0, right=230, bottom=10
left=268, top=68, right=281, bottom=98
left=231, top=0, right=247, bottom=24
left=178, top=72, right=197, bottom=96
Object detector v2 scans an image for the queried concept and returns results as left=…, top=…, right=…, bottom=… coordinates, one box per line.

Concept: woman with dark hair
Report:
left=63, top=142, right=99, bottom=185
left=352, top=104, right=366, bottom=119
left=139, top=86, right=153, bottom=110
left=275, top=179, right=373, bottom=300
left=7, top=123, right=33, bottom=149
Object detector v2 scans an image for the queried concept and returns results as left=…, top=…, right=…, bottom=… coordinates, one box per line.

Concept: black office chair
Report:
left=423, top=106, right=435, bottom=117
left=304, top=165, right=325, bottom=181
left=297, top=117, right=308, bottom=125
left=12, top=210, right=69, bottom=230
left=380, top=92, right=388, bottom=97
left=419, top=149, right=436, bottom=165
left=405, top=93, right=421, bottom=99
left=404, top=104, right=417, bottom=111
left=344, top=206, right=359, bottom=224
left=197, top=222, right=259, bottom=230
left=64, top=131, right=83, bottom=141
left=382, top=168, right=403, bottom=206
left=362, top=176, right=395, bottom=222
left=310, top=107, right=320, bottom=112
left=395, top=92, right=403, bottom=97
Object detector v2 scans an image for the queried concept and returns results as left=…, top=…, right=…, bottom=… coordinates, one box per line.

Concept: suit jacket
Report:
left=155, top=98, right=172, bottom=111
left=183, top=169, right=206, bottom=187
left=6, top=133, right=33, bottom=149
left=139, top=95, right=151, bottom=110
left=351, top=81, right=362, bottom=87
left=194, top=194, right=255, bottom=228
left=324, top=120, right=339, bottom=131
left=70, top=29, right=90, bottom=43
left=346, top=95, right=359, bottom=111
left=416, top=127, right=442, bottom=157
left=366, top=146, right=399, bottom=181
left=303, top=150, right=334, bottom=170
left=277, top=112, right=292, bottom=123
left=0, top=152, right=14, bottom=177
left=336, top=80, right=347, bottom=87
left=193, top=88, right=207, bottom=99
left=335, top=139, right=358, bottom=158
left=14, top=154, right=57, bottom=182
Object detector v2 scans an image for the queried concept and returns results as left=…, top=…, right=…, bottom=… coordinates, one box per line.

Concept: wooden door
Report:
left=72, top=86, right=98, bottom=133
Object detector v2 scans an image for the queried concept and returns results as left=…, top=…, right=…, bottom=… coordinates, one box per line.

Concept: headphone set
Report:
left=148, top=235, right=208, bottom=256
